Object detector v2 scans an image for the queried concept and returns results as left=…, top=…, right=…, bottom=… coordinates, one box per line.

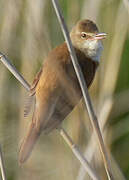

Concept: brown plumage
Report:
left=19, top=19, right=106, bottom=163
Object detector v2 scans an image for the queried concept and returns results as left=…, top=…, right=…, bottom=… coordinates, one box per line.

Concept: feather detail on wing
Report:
left=24, top=96, right=35, bottom=117
left=24, top=69, right=42, bottom=117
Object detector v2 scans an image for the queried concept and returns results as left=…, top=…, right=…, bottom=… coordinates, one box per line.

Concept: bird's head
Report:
left=70, top=19, right=107, bottom=62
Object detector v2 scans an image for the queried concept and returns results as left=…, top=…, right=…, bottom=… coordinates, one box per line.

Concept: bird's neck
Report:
left=72, top=40, right=103, bottom=63
left=74, top=47, right=99, bottom=68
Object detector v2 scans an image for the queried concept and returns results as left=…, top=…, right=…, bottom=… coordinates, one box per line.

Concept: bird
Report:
left=19, top=19, right=106, bottom=163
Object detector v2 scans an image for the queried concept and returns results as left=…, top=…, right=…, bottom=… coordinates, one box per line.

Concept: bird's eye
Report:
left=81, top=33, right=87, bottom=38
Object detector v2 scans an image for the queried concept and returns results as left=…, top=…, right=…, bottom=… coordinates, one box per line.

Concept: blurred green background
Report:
left=0, top=0, right=129, bottom=179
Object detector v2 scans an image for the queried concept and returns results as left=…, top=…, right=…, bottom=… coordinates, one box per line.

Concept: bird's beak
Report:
left=93, top=33, right=107, bottom=40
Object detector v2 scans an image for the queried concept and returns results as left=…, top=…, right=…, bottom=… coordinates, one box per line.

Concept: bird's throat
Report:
left=81, top=40, right=103, bottom=62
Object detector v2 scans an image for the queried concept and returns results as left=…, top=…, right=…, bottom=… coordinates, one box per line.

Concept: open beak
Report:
left=93, top=33, right=107, bottom=40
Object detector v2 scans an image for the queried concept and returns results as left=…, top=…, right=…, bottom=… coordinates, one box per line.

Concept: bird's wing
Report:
left=19, top=70, right=60, bottom=163
left=33, top=68, right=60, bottom=130
left=24, top=68, right=43, bottom=117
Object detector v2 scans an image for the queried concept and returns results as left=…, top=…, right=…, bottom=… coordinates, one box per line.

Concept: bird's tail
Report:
left=19, top=122, right=41, bottom=164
